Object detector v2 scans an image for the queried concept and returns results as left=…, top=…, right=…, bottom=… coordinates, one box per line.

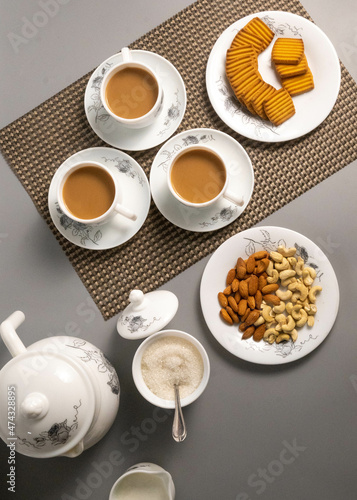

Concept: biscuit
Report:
left=272, top=38, right=304, bottom=65
left=250, top=84, right=279, bottom=120
left=242, top=17, right=275, bottom=51
left=282, top=67, right=314, bottom=96
left=231, top=30, right=265, bottom=53
left=263, top=88, right=296, bottom=126
left=275, top=54, right=308, bottom=78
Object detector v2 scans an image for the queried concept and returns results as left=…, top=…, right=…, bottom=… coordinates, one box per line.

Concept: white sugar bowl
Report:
left=0, top=311, right=120, bottom=458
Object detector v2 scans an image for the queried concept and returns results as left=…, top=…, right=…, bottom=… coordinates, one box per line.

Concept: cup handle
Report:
left=121, top=47, right=132, bottom=63
left=223, top=189, right=244, bottom=207
left=114, top=203, right=137, bottom=221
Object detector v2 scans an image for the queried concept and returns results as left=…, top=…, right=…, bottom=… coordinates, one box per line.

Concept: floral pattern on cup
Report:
left=198, top=206, right=239, bottom=228
left=17, top=400, right=82, bottom=449
left=101, top=156, right=145, bottom=186
left=87, top=62, right=113, bottom=123
left=56, top=203, right=103, bottom=246
left=157, top=133, right=216, bottom=172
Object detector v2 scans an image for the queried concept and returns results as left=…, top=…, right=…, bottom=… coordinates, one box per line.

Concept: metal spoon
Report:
left=172, top=384, right=187, bottom=442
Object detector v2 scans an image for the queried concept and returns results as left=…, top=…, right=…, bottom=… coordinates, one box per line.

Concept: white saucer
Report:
left=206, top=11, right=341, bottom=142
left=48, top=147, right=151, bottom=250
left=149, top=128, right=254, bottom=232
left=84, top=50, right=186, bottom=151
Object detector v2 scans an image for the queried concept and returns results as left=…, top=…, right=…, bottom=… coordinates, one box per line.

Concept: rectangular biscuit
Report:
left=272, top=38, right=304, bottom=65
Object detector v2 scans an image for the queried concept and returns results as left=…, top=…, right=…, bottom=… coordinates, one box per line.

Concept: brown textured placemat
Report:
left=1, top=0, right=357, bottom=319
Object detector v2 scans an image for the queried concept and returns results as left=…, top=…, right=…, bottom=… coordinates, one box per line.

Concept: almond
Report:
left=236, top=265, right=246, bottom=280
left=226, top=306, right=239, bottom=323
left=238, top=280, right=249, bottom=299
left=245, top=309, right=260, bottom=326
left=258, top=275, right=267, bottom=291
left=218, top=292, right=228, bottom=308
left=248, top=275, right=259, bottom=295
left=264, top=294, right=281, bottom=306
left=242, top=326, right=255, bottom=339
left=237, top=298, right=248, bottom=317
left=227, top=296, right=239, bottom=313
left=239, top=322, right=248, bottom=332
left=220, top=308, right=233, bottom=324
left=253, top=324, right=266, bottom=342
left=262, top=283, right=279, bottom=294
left=246, top=255, right=256, bottom=274
left=255, top=290, right=263, bottom=310
left=223, top=285, right=232, bottom=296
left=234, top=291, right=241, bottom=303
left=226, top=268, right=236, bottom=286
left=231, top=278, right=239, bottom=293
left=247, top=295, right=255, bottom=310
left=241, top=307, right=250, bottom=323
left=252, top=250, right=269, bottom=260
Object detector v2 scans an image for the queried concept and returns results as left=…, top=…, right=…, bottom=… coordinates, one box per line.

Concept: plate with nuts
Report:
left=200, top=226, right=339, bottom=364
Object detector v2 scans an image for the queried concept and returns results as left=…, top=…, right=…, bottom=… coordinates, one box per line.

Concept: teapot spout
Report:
left=62, top=440, right=84, bottom=458
left=0, top=311, right=27, bottom=357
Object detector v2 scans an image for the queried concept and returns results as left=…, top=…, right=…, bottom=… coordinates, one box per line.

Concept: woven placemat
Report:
left=1, top=0, right=357, bottom=320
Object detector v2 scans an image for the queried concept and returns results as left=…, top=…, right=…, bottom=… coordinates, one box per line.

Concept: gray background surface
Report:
left=1, top=1, right=357, bottom=499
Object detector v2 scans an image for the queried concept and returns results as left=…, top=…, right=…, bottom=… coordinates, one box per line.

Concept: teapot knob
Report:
left=128, top=290, right=150, bottom=311
left=20, top=392, right=49, bottom=420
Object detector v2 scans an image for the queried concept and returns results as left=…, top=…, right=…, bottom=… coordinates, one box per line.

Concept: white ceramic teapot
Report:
left=0, top=311, right=120, bottom=458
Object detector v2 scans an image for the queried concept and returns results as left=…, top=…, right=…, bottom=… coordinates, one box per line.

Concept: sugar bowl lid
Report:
left=116, top=289, right=179, bottom=340
left=0, top=351, right=96, bottom=458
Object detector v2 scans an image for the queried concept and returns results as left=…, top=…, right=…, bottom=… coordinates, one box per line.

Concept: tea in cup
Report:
left=57, top=161, right=137, bottom=225
left=167, top=145, right=244, bottom=208
left=100, top=48, right=163, bottom=128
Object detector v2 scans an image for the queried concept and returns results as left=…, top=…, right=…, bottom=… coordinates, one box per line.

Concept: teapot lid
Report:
left=0, top=351, right=95, bottom=458
left=116, top=290, right=179, bottom=340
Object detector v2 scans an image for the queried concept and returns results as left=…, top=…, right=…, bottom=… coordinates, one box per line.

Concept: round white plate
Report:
left=206, top=11, right=341, bottom=142
left=85, top=50, right=186, bottom=151
left=200, top=226, right=339, bottom=364
left=149, top=128, right=254, bottom=232
left=48, top=147, right=151, bottom=250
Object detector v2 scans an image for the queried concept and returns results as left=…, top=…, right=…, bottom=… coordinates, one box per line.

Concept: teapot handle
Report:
left=0, top=311, right=27, bottom=357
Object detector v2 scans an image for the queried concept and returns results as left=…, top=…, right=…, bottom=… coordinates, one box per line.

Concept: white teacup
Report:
left=167, top=144, right=244, bottom=208
left=100, top=47, right=164, bottom=129
left=57, top=161, right=137, bottom=225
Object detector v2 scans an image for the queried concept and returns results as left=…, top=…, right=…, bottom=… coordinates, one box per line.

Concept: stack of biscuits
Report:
left=225, top=17, right=314, bottom=126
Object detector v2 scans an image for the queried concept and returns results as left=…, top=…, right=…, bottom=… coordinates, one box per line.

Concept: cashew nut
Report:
left=275, top=323, right=282, bottom=332
left=276, top=333, right=291, bottom=343
left=263, top=327, right=278, bottom=341
left=302, top=267, right=317, bottom=287
left=281, top=277, right=296, bottom=288
left=276, top=289, right=293, bottom=301
left=282, top=315, right=296, bottom=332
left=291, top=304, right=303, bottom=320
left=270, top=251, right=283, bottom=263
left=295, top=257, right=304, bottom=276
left=279, top=269, right=296, bottom=282
left=308, top=286, right=322, bottom=303
left=277, top=246, right=296, bottom=257
left=288, top=282, right=308, bottom=301
left=275, top=257, right=289, bottom=271
left=254, top=316, right=265, bottom=327
left=262, top=305, right=275, bottom=323
left=295, top=309, right=308, bottom=328
left=304, top=304, right=317, bottom=315
left=307, top=316, right=315, bottom=327
left=290, top=329, right=298, bottom=342
left=275, top=313, right=287, bottom=325
left=273, top=302, right=286, bottom=314
left=266, top=260, right=274, bottom=277
left=285, top=302, right=294, bottom=315
left=287, top=257, right=297, bottom=268
left=267, top=269, right=279, bottom=284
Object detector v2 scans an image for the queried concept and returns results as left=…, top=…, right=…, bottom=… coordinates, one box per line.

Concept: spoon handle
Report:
left=172, top=384, right=187, bottom=442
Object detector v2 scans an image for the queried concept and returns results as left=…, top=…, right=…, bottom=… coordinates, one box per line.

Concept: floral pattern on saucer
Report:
left=85, top=50, right=186, bottom=151
left=150, top=128, right=254, bottom=233
left=48, top=147, right=151, bottom=250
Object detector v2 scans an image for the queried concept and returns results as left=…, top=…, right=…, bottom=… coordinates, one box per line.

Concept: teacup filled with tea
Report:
left=167, top=145, right=244, bottom=208
left=57, top=161, right=137, bottom=225
left=100, top=47, right=163, bottom=128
